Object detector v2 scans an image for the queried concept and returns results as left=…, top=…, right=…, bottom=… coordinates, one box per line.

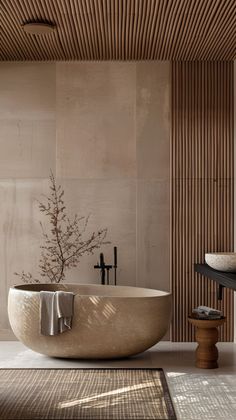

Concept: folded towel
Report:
left=192, top=310, right=222, bottom=320
left=40, top=291, right=74, bottom=336
left=197, top=306, right=222, bottom=316
left=192, top=305, right=222, bottom=320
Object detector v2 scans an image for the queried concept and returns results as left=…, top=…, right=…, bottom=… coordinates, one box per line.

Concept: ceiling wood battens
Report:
left=1, top=0, right=235, bottom=61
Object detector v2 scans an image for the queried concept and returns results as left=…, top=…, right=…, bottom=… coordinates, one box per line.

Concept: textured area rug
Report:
left=0, top=368, right=176, bottom=419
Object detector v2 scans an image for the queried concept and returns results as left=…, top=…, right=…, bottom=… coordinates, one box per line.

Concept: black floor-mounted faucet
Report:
left=94, top=247, right=118, bottom=285
left=114, top=246, right=117, bottom=286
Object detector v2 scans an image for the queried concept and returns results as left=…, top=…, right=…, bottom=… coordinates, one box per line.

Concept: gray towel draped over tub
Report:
left=40, top=291, right=75, bottom=336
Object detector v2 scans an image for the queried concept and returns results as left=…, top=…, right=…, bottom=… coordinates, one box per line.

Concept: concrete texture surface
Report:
left=0, top=62, right=170, bottom=338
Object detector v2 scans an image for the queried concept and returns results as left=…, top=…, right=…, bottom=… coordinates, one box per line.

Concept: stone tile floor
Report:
left=0, top=341, right=236, bottom=419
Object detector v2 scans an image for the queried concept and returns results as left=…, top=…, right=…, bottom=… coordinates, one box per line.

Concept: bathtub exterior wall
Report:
left=0, top=62, right=170, bottom=339
left=8, top=285, right=172, bottom=358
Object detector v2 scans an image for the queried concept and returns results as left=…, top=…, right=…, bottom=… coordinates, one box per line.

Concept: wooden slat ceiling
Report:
left=1, top=0, right=236, bottom=61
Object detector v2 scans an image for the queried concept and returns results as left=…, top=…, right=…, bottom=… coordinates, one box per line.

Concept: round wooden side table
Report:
left=188, top=316, right=226, bottom=369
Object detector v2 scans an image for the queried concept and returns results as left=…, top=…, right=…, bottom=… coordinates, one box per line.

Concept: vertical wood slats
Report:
left=171, top=62, right=234, bottom=342
left=1, top=0, right=236, bottom=61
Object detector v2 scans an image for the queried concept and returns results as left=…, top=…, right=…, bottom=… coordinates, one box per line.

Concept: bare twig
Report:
left=15, top=171, right=109, bottom=283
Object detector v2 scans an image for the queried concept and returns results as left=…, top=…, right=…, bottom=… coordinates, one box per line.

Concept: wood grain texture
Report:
left=171, top=62, right=234, bottom=342
left=188, top=317, right=226, bottom=369
left=0, top=0, right=235, bottom=61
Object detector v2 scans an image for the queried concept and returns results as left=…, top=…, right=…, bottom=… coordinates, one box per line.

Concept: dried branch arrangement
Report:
left=15, top=172, right=109, bottom=283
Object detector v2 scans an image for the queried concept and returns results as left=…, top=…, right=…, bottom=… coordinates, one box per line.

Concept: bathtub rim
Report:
left=9, top=283, right=171, bottom=299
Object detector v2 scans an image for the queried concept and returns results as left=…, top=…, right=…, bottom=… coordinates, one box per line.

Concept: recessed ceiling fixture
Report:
left=23, top=22, right=55, bottom=35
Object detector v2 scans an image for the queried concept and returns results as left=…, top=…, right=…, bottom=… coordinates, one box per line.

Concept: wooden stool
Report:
left=188, top=316, right=226, bottom=369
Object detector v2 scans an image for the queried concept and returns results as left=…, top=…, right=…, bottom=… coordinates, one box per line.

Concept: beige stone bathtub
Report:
left=8, top=284, right=171, bottom=359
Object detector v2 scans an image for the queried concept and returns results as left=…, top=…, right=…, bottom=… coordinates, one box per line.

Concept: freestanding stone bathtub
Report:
left=8, top=284, right=171, bottom=359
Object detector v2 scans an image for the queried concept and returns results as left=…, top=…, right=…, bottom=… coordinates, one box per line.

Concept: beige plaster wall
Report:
left=0, top=62, right=170, bottom=339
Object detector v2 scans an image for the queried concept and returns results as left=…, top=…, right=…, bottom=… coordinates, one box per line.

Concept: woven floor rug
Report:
left=0, top=368, right=176, bottom=419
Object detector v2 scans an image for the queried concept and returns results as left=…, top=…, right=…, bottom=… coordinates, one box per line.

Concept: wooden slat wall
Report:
left=171, top=61, right=234, bottom=342
left=1, top=0, right=236, bottom=61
